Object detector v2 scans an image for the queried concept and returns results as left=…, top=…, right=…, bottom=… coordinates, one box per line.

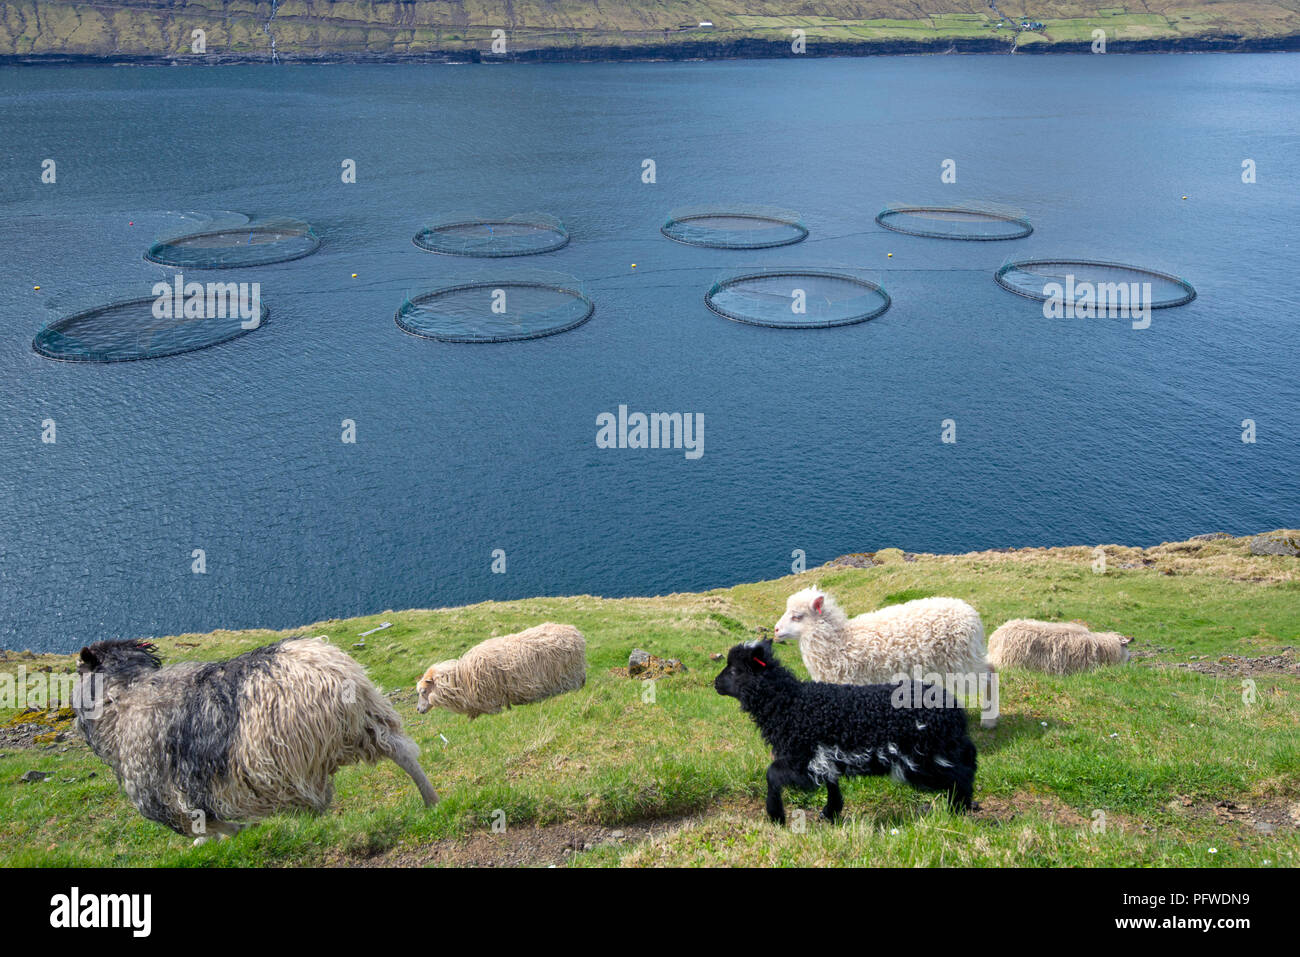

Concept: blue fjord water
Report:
left=1, top=54, right=1297, bottom=653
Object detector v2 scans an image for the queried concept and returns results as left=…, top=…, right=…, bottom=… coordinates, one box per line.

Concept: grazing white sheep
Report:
left=416, top=623, right=586, bottom=719
left=73, top=637, right=438, bottom=844
left=988, top=619, right=1132, bottom=675
left=774, top=587, right=997, bottom=728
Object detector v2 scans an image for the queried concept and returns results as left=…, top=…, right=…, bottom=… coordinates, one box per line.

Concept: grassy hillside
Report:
left=3, top=0, right=1299, bottom=60
left=2, top=532, right=1297, bottom=867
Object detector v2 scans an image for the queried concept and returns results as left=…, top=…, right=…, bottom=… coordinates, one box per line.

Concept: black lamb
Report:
left=715, top=638, right=977, bottom=824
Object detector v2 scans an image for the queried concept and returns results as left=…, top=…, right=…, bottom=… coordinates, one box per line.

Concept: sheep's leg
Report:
left=821, top=781, right=844, bottom=822
left=765, top=759, right=820, bottom=825
left=389, top=737, right=440, bottom=807
left=979, top=666, right=999, bottom=729
left=192, top=820, right=245, bottom=846
left=764, top=762, right=789, bottom=825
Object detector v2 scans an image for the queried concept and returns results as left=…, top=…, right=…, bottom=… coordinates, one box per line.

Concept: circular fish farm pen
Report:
left=32, top=296, right=268, bottom=363
left=994, top=259, right=1197, bottom=309
left=876, top=205, right=1033, bottom=241
left=395, top=275, right=594, bottom=343
left=144, top=217, right=320, bottom=269
left=704, top=270, right=891, bottom=329
left=412, top=213, right=570, bottom=257
left=661, top=205, right=809, bottom=249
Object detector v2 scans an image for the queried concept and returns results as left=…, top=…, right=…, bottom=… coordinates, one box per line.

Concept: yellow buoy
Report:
left=887, top=253, right=893, bottom=258
left=631, top=263, right=637, bottom=268
left=351, top=273, right=358, bottom=278
left=1182, top=196, right=1187, bottom=200
left=34, top=285, right=41, bottom=291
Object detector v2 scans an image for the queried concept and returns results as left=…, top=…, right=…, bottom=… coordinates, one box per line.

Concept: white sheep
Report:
left=416, top=623, right=586, bottom=719
left=774, top=587, right=997, bottom=728
left=988, top=619, right=1132, bottom=675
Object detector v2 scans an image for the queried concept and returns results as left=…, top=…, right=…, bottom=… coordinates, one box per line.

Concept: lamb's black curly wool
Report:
left=715, top=639, right=977, bottom=824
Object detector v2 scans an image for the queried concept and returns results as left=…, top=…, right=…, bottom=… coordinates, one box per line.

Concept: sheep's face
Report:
left=1118, top=635, right=1133, bottom=664
left=71, top=640, right=161, bottom=723
left=714, top=639, right=774, bottom=698
left=415, top=662, right=455, bottom=714
left=774, top=591, right=825, bottom=643
left=72, top=658, right=109, bottom=724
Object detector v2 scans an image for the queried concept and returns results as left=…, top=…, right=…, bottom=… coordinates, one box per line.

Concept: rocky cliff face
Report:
left=2, top=1, right=1298, bottom=61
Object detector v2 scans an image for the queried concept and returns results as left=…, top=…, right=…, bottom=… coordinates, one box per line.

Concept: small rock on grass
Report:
left=628, top=649, right=686, bottom=678
left=1250, top=532, right=1300, bottom=557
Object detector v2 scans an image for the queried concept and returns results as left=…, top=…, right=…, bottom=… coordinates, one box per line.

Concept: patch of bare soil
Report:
left=1153, top=648, right=1299, bottom=679
left=339, top=811, right=707, bottom=868
left=1170, top=795, right=1300, bottom=837
left=973, top=793, right=1094, bottom=829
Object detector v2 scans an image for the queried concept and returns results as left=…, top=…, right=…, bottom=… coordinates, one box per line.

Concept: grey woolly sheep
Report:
left=416, top=622, right=586, bottom=719
left=988, top=619, right=1132, bottom=675
left=74, top=637, right=438, bottom=844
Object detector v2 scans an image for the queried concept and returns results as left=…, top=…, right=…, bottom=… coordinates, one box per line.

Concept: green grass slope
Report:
left=3, top=0, right=1299, bottom=59
left=1, top=532, right=1297, bottom=867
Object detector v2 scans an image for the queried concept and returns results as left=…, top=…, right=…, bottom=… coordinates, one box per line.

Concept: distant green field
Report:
left=3, top=533, right=1297, bottom=867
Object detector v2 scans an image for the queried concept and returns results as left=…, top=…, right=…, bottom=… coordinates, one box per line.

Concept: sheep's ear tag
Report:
left=812, top=595, right=824, bottom=614
left=752, top=656, right=767, bottom=668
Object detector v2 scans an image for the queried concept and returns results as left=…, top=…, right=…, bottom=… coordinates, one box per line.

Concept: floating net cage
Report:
left=704, top=269, right=890, bottom=329
left=876, top=204, right=1033, bottom=241
left=413, top=212, right=569, bottom=257
left=144, top=216, right=320, bottom=269
left=994, top=259, right=1197, bottom=309
left=661, top=204, right=809, bottom=249
left=32, top=292, right=268, bottom=363
left=395, top=271, right=593, bottom=343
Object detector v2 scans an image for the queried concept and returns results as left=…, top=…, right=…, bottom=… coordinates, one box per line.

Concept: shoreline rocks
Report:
left=1250, top=532, right=1300, bottom=557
